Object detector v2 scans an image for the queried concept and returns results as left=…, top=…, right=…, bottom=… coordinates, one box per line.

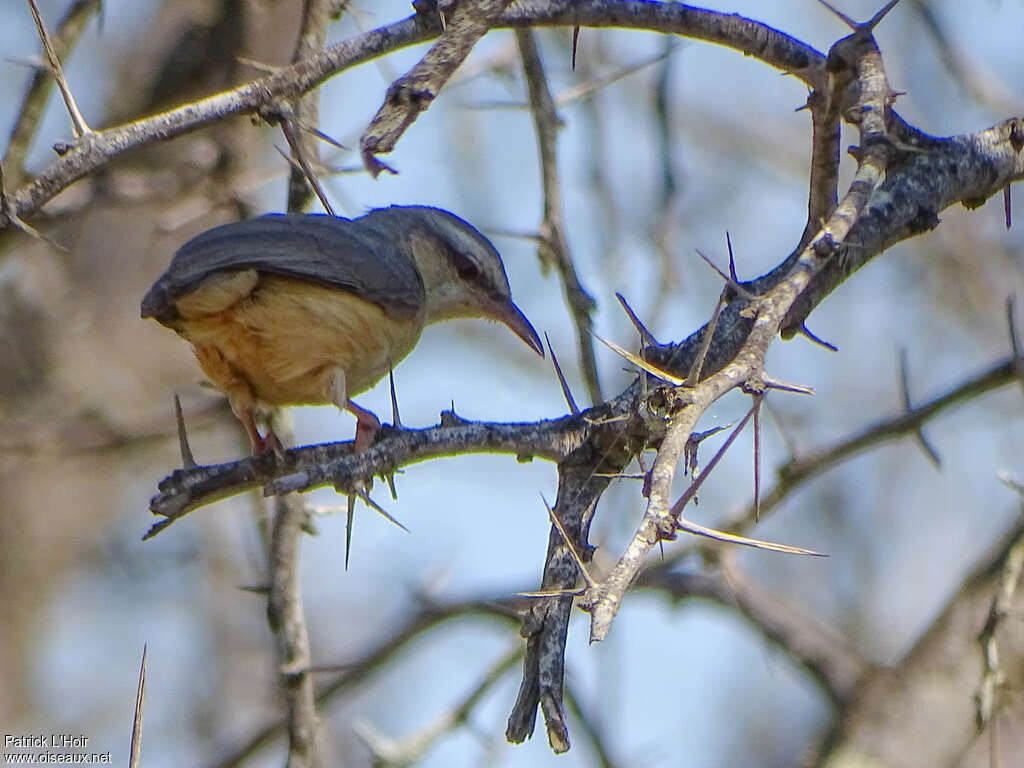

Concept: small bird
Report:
left=141, top=205, right=543, bottom=453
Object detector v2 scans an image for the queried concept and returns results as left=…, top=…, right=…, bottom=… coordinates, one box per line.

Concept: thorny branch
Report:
left=4, top=2, right=829, bottom=232
left=133, top=2, right=1024, bottom=753
left=517, top=28, right=603, bottom=407
left=3, top=0, right=100, bottom=189
left=360, top=0, right=513, bottom=176
left=14, top=0, right=1009, bottom=758
left=736, top=356, right=1022, bottom=535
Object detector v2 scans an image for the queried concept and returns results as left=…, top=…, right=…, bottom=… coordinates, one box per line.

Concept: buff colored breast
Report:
left=173, top=272, right=424, bottom=408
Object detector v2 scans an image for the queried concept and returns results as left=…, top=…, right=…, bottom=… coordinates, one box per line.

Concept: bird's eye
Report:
left=453, top=252, right=479, bottom=281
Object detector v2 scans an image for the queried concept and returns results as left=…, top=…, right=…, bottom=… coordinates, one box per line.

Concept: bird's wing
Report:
left=142, top=214, right=425, bottom=323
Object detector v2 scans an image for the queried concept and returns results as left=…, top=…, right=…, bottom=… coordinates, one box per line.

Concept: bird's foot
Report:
left=256, top=428, right=286, bottom=458
left=241, top=410, right=285, bottom=459
left=352, top=410, right=382, bottom=451
left=346, top=399, right=383, bottom=451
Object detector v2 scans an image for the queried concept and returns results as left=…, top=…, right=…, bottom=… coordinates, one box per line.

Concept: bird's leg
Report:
left=328, top=367, right=381, bottom=450
left=194, top=343, right=282, bottom=456
left=346, top=400, right=382, bottom=451
left=237, top=406, right=264, bottom=453
left=237, top=404, right=283, bottom=456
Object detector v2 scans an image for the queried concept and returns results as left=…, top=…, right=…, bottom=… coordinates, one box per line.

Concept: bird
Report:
left=141, top=205, right=543, bottom=454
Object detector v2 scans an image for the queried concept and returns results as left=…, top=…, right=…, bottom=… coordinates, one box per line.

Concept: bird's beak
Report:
left=494, top=300, right=544, bottom=357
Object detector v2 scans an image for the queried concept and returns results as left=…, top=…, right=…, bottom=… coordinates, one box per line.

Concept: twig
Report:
left=4, top=0, right=99, bottom=187
left=146, top=416, right=580, bottom=535
left=209, top=595, right=522, bottom=768
left=974, top=525, right=1024, bottom=732
left=586, top=10, right=911, bottom=643
left=267, top=494, right=318, bottom=767
left=556, top=42, right=678, bottom=106
left=738, top=356, right=1021, bottom=533
left=360, top=0, right=513, bottom=176
left=355, top=646, right=523, bottom=766
left=517, top=28, right=602, bottom=406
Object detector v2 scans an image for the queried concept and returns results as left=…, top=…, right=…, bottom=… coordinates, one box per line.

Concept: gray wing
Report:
left=141, top=214, right=424, bottom=324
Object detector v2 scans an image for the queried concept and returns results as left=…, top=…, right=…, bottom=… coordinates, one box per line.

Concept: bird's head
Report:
left=361, top=206, right=544, bottom=357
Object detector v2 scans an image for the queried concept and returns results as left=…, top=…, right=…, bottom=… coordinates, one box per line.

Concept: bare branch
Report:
left=360, top=0, right=513, bottom=176
left=356, top=646, right=522, bottom=766
left=210, top=595, right=523, bottom=768
left=146, top=416, right=582, bottom=534
left=585, top=15, right=920, bottom=644
left=267, top=493, right=319, bottom=767
left=974, top=526, right=1024, bottom=733
left=737, top=356, right=1021, bottom=534
left=4, top=0, right=99, bottom=187
left=517, top=28, right=602, bottom=406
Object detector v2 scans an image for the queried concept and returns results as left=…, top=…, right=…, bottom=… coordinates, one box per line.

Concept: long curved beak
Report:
left=494, top=300, right=544, bottom=357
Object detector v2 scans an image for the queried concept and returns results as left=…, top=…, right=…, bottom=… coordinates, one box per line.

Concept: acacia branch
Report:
left=517, top=28, right=602, bottom=406
left=4, top=1, right=827, bottom=232
left=3, top=0, right=100, bottom=188
left=120, top=2, right=1024, bottom=756
left=584, top=16, right=935, bottom=642
left=267, top=493, right=318, bottom=768
left=146, top=415, right=584, bottom=535
left=360, top=0, right=513, bottom=176
left=729, top=355, right=1021, bottom=537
